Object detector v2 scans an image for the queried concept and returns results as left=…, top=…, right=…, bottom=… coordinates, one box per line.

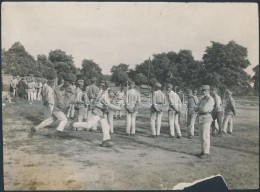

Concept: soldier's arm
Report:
left=230, top=99, right=236, bottom=116
left=200, top=97, right=215, bottom=113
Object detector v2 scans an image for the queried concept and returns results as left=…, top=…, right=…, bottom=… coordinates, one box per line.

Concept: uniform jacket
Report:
left=212, top=94, right=223, bottom=113
left=224, top=96, right=236, bottom=115
left=196, top=95, right=215, bottom=124
left=167, top=90, right=182, bottom=112
left=187, top=95, right=198, bottom=114
left=125, top=88, right=141, bottom=113
left=151, top=90, right=167, bottom=112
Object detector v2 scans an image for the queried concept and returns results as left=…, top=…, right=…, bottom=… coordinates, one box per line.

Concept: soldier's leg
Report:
left=201, top=121, right=211, bottom=154
left=78, top=107, right=85, bottom=122
left=150, top=111, right=156, bottom=136
left=187, top=114, right=192, bottom=136
left=168, top=110, right=175, bottom=136
left=131, top=111, right=138, bottom=134
left=53, top=111, right=68, bottom=132
left=174, top=113, right=182, bottom=137
left=217, top=111, right=224, bottom=134
left=73, top=115, right=100, bottom=130
left=108, top=111, right=114, bottom=133
left=35, top=116, right=55, bottom=131
left=190, top=113, right=197, bottom=136
left=126, top=111, right=131, bottom=134
left=71, top=105, right=75, bottom=118
left=83, top=107, right=88, bottom=121
left=228, top=115, right=234, bottom=133
left=156, top=111, right=163, bottom=136
left=99, top=117, right=111, bottom=141
left=223, top=114, right=231, bottom=133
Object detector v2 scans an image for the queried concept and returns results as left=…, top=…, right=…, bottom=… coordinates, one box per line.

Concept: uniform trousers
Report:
left=77, top=107, right=87, bottom=122
left=115, top=100, right=124, bottom=118
left=187, top=113, right=197, bottom=136
left=27, top=89, right=33, bottom=101
left=199, top=121, right=211, bottom=154
left=211, top=111, right=223, bottom=134
left=105, top=111, right=114, bottom=133
left=87, top=109, right=98, bottom=130
left=223, top=114, right=234, bottom=133
left=37, top=88, right=42, bottom=101
left=168, top=110, right=182, bottom=137
left=73, top=115, right=111, bottom=141
left=35, top=111, right=68, bottom=132
left=150, top=111, right=163, bottom=136
left=126, top=111, right=138, bottom=134
left=44, top=104, right=54, bottom=119
left=32, top=90, right=37, bottom=101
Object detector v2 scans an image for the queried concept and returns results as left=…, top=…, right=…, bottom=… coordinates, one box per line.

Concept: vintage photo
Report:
left=1, top=2, right=259, bottom=190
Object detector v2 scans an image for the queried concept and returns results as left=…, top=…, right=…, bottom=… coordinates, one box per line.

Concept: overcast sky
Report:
left=2, top=2, right=259, bottom=75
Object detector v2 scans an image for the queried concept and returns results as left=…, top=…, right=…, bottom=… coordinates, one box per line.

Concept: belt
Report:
left=199, top=112, right=211, bottom=115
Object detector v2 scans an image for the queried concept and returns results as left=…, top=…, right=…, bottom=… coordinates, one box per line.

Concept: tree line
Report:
left=2, top=41, right=259, bottom=96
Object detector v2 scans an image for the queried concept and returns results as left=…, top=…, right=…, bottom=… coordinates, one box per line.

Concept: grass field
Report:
left=2, top=96, right=259, bottom=190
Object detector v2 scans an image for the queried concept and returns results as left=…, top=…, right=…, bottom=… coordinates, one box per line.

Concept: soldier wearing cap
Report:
left=194, top=85, right=215, bottom=159
left=31, top=81, right=75, bottom=135
left=75, top=79, right=89, bottom=123
left=125, top=81, right=141, bottom=136
left=85, top=77, right=100, bottom=131
left=166, top=84, right=182, bottom=138
left=223, top=89, right=236, bottom=134
left=186, top=89, right=199, bottom=139
left=210, top=87, right=223, bottom=136
left=150, top=82, right=167, bottom=138
left=73, top=81, right=123, bottom=147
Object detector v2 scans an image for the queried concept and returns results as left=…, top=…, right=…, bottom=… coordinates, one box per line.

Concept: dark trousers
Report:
left=211, top=111, right=223, bottom=134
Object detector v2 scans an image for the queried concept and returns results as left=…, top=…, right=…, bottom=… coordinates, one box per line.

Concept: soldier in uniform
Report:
left=166, top=84, right=182, bottom=138
left=150, top=82, right=167, bottom=138
left=210, top=87, right=223, bottom=136
left=125, top=81, right=141, bottom=136
left=223, top=89, right=236, bottom=134
left=31, top=82, right=74, bottom=135
left=86, top=77, right=100, bottom=131
left=115, top=86, right=125, bottom=119
left=75, top=79, right=89, bottom=123
left=194, top=85, right=215, bottom=159
left=73, top=81, right=123, bottom=147
left=186, top=89, right=199, bottom=139
left=10, top=76, right=18, bottom=97
left=42, top=79, right=55, bottom=119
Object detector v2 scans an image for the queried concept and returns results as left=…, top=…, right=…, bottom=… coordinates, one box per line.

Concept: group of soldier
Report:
left=9, top=76, right=44, bottom=103
left=17, top=75, right=236, bottom=159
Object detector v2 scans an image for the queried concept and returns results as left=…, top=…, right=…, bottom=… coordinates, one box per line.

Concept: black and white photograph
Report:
left=1, top=2, right=259, bottom=190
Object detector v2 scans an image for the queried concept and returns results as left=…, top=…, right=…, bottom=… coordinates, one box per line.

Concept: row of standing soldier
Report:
left=30, top=77, right=236, bottom=158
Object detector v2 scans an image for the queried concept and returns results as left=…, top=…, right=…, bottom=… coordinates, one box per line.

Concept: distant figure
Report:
left=17, top=77, right=28, bottom=99
left=37, top=80, right=43, bottom=101
left=75, top=79, right=89, bottom=122
left=27, top=79, right=35, bottom=102
left=222, top=90, right=236, bottom=134
left=166, top=84, right=182, bottom=138
left=186, top=89, right=199, bottom=139
left=10, top=76, right=18, bottom=97
left=194, top=85, right=215, bottom=159
left=210, top=87, right=223, bottom=137
left=150, top=82, right=167, bottom=138
left=65, top=81, right=77, bottom=119
left=125, top=81, right=141, bottom=136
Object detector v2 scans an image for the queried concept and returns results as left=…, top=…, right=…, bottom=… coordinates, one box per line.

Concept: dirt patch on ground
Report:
left=2, top=98, right=259, bottom=190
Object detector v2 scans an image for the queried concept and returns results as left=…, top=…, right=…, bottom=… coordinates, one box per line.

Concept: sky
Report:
left=2, top=2, right=259, bottom=75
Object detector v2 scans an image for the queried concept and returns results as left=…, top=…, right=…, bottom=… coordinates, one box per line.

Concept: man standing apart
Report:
left=210, top=87, right=223, bottom=137
left=166, top=84, right=182, bottom=138
left=186, top=89, right=198, bottom=139
left=150, top=82, right=167, bottom=138
left=194, top=85, right=215, bottom=159
left=223, top=89, right=236, bottom=134
left=125, top=81, right=141, bottom=136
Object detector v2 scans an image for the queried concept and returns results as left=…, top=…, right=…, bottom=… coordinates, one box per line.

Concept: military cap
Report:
left=154, top=82, right=162, bottom=88
left=201, top=85, right=210, bottom=90
left=166, top=84, right=173, bottom=88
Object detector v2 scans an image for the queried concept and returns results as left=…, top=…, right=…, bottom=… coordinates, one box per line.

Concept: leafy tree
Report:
left=111, top=63, right=129, bottom=86
left=135, top=73, right=148, bottom=85
left=48, top=49, right=77, bottom=76
left=202, top=40, right=251, bottom=98
left=2, top=42, right=37, bottom=76
left=252, top=65, right=259, bottom=95
left=81, top=59, right=102, bottom=85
